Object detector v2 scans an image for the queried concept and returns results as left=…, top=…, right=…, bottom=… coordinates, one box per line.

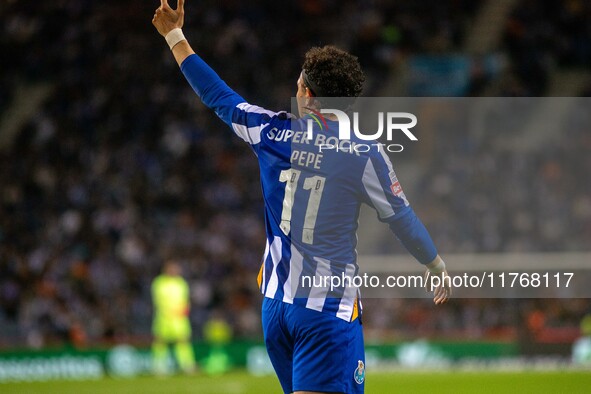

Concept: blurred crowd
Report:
left=0, top=0, right=589, bottom=348
left=395, top=99, right=591, bottom=254
left=503, top=0, right=591, bottom=95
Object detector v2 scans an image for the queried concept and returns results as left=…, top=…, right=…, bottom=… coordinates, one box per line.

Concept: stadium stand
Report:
left=0, top=0, right=589, bottom=348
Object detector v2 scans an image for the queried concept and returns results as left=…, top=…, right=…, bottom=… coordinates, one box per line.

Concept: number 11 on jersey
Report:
left=279, top=169, right=326, bottom=244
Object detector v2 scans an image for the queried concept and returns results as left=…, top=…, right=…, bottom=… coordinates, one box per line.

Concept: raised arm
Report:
left=152, top=0, right=193, bottom=65
left=152, top=0, right=246, bottom=124
left=152, top=0, right=284, bottom=148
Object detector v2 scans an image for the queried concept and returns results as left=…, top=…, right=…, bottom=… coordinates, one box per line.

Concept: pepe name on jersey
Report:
left=266, top=127, right=325, bottom=170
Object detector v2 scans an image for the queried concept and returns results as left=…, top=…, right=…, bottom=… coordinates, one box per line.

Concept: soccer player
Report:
left=151, top=260, right=196, bottom=375
left=152, top=1, right=451, bottom=393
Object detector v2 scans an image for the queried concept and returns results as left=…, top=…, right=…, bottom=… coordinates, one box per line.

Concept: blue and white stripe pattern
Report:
left=181, top=54, right=437, bottom=321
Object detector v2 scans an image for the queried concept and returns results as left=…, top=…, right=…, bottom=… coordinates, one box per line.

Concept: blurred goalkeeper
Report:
left=151, top=260, right=196, bottom=375
left=153, top=1, right=450, bottom=392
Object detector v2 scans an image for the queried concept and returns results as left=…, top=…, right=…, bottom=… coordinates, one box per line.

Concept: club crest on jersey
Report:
left=354, top=360, right=365, bottom=384
left=388, top=171, right=408, bottom=205
left=391, top=181, right=403, bottom=196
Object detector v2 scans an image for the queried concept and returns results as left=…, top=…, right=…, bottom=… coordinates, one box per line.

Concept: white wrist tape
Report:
left=165, top=28, right=186, bottom=50
left=428, top=259, right=446, bottom=274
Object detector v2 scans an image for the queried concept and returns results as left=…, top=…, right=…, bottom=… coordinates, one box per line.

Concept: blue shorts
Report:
left=262, top=297, right=365, bottom=394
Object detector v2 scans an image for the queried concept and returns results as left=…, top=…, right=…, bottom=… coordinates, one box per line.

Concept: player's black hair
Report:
left=302, top=45, right=365, bottom=98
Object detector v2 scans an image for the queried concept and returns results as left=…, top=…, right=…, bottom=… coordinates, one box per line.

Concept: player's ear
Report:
left=305, top=87, right=315, bottom=98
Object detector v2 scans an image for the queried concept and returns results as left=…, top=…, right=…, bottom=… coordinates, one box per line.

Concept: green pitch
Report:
left=2, top=370, right=590, bottom=393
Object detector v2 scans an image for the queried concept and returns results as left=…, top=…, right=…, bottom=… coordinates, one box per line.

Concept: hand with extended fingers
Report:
left=152, top=0, right=185, bottom=37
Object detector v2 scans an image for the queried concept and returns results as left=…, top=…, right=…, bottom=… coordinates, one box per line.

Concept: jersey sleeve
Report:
left=360, top=149, right=438, bottom=264
left=180, top=54, right=290, bottom=149
left=360, top=148, right=410, bottom=219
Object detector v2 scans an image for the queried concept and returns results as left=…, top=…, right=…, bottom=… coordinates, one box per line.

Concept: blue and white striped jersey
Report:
left=181, top=54, right=437, bottom=322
